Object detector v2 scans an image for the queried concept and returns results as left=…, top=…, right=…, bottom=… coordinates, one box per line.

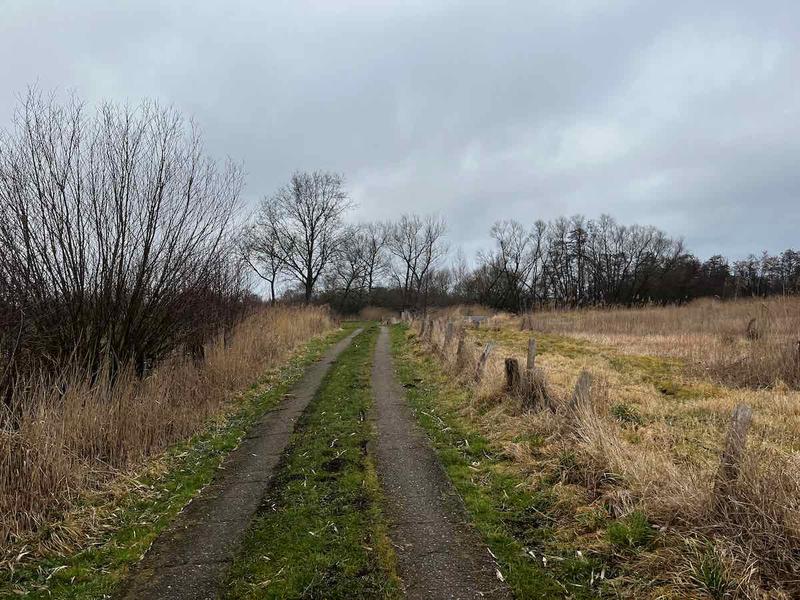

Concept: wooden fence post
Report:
left=715, top=404, right=753, bottom=498
left=569, top=371, right=593, bottom=412
left=526, top=338, right=537, bottom=373
left=455, top=332, right=467, bottom=371
left=423, top=317, right=433, bottom=342
left=475, top=343, right=495, bottom=383
left=505, top=358, right=521, bottom=393
left=444, top=321, right=455, bottom=348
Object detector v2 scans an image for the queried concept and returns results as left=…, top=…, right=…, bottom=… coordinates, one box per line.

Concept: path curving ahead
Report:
left=371, top=326, right=510, bottom=600
left=117, top=328, right=362, bottom=600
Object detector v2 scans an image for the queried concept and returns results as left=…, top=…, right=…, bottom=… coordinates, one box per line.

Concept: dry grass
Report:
left=0, top=305, right=333, bottom=556
left=431, top=304, right=495, bottom=318
left=522, top=297, right=800, bottom=389
left=411, top=299, right=800, bottom=598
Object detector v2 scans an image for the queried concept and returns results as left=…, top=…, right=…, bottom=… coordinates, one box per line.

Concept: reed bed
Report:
left=0, top=305, right=334, bottom=556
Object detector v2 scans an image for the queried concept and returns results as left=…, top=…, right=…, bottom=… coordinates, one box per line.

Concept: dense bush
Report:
left=0, top=92, right=247, bottom=394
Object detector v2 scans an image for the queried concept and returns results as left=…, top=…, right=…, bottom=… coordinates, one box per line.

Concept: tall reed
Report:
left=0, top=305, right=333, bottom=552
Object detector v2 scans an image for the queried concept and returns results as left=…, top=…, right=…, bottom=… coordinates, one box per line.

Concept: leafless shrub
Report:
left=0, top=90, right=246, bottom=387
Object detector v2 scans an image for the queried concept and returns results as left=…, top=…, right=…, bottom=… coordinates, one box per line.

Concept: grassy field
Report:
left=414, top=297, right=800, bottom=598
left=0, top=316, right=343, bottom=599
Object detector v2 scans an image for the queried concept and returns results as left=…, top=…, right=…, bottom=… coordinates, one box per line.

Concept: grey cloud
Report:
left=1, top=0, right=797, bottom=260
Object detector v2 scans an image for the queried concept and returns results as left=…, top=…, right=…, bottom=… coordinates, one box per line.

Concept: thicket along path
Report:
left=118, top=328, right=363, bottom=600
left=371, top=326, right=511, bottom=600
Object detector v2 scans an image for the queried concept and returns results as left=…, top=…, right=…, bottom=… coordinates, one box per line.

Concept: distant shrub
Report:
left=358, top=306, right=395, bottom=321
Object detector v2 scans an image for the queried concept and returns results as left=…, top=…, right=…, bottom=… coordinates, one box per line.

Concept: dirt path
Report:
left=118, top=328, right=362, bottom=600
left=371, top=326, right=511, bottom=600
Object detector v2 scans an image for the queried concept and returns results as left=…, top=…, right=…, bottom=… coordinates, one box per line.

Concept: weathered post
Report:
left=796, top=340, right=800, bottom=370
left=425, top=316, right=434, bottom=342
left=444, top=321, right=455, bottom=349
left=526, top=338, right=537, bottom=374
left=569, top=370, right=593, bottom=412
left=715, top=404, right=753, bottom=498
left=419, top=316, right=427, bottom=338
left=456, top=329, right=467, bottom=372
left=432, top=318, right=442, bottom=349
left=505, top=358, right=521, bottom=393
left=475, top=343, right=495, bottom=383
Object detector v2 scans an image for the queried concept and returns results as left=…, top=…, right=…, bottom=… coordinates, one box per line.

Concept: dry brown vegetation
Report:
left=0, top=305, right=333, bottom=559
left=357, top=306, right=396, bottom=322
left=411, top=297, right=800, bottom=598
left=522, top=297, right=800, bottom=389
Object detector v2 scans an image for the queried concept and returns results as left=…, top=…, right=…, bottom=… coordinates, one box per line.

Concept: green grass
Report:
left=689, top=545, right=732, bottom=599
left=0, top=326, right=354, bottom=600
left=610, top=402, right=645, bottom=427
left=223, top=323, right=400, bottom=600
left=607, top=512, right=653, bottom=551
left=390, top=325, right=614, bottom=598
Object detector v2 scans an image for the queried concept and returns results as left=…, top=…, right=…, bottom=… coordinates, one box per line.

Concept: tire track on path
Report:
left=117, top=328, right=363, bottom=600
left=371, top=326, right=510, bottom=600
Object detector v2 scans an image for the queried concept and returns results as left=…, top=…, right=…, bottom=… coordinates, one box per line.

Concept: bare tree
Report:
left=387, top=214, right=423, bottom=309
left=362, top=222, right=389, bottom=298
left=479, top=220, right=537, bottom=311
left=417, top=216, right=448, bottom=311
left=325, top=225, right=369, bottom=311
left=386, top=214, right=447, bottom=311
left=260, top=171, right=351, bottom=303
left=240, top=204, right=286, bottom=304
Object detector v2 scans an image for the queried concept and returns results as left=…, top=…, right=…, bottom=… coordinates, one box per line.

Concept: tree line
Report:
left=243, top=191, right=800, bottom=314
left=460, top=216, right=800, bottom=311
left=241, top=185, right=447, bottom=312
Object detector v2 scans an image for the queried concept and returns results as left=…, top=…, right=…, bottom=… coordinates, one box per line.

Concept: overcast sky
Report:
left=2, top=0, right=798, bottom=260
